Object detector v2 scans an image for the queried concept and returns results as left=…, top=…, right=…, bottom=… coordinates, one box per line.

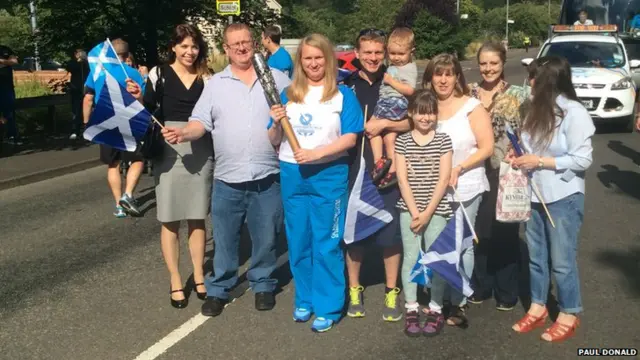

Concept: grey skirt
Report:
left=153, top=121, right=214, bottom=223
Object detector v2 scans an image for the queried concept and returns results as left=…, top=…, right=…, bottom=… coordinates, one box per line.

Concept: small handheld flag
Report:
left=409, top=249, right=433, bottom=287
left=83, top=71, right=152, bottom=152
left=417, top=209, right=474, bottom=297
left=344, top=105, right=393, bottom=244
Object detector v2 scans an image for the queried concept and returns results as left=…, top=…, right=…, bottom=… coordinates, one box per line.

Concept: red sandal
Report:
left=541, top=318, right=580, bottom=342
left=512, top=309, right=548, bottom=333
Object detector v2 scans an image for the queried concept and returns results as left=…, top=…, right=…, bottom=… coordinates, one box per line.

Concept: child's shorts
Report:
left=373, top=96, right=408, bottom=121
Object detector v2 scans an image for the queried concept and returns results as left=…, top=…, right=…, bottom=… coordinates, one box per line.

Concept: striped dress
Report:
left=395, top=131, right=453, bottom=219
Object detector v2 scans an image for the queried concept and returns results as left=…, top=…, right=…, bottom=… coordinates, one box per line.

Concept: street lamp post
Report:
left=506, top=0, right=509, bottom=47
left=29, top=0, right=40, bottom=71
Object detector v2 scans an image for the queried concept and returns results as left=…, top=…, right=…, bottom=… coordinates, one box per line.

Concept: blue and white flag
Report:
left=83, top=71, right=152, bottom=151
left=409, top=249, right=433, bottom=287
left=417, top=208, right=474, bottom=297
left=504, top=123, right=524, bottom=157
left=343, top=154, right=393, bottom=244
left=86, top=39, right=127, bottom=97
left=85, top=39, right=145, bottom=102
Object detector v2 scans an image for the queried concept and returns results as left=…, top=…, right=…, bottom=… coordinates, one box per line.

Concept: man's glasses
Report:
left=225, top=40, right=254, bottom=50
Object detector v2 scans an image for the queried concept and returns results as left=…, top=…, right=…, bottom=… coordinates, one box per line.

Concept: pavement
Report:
left=5, top=47, right=640, bottom=359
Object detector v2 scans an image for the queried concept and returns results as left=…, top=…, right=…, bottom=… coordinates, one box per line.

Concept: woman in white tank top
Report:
left=421, top=53, right=494, bottom=327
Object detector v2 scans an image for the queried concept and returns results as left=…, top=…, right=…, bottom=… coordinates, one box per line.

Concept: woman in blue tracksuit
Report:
left=268, top=33, right=363, bottom=333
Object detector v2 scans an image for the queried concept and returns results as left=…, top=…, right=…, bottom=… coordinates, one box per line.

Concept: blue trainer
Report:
left=293, top=308, right=311, bottom=323
left=113, top=205, right=127, bottom=218
left=311, top=317, right=334, bottom=333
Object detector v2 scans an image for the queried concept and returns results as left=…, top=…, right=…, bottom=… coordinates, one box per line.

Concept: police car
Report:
left=522, top=25, right=640, bottom=131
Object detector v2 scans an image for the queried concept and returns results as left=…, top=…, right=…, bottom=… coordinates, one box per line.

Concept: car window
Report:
left=541, top=41, right=626, bottom=68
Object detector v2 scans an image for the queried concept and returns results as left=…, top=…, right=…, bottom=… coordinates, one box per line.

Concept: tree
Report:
left=0, top=7, right=33, bottom=59
left=395, top=0, right=459, bottom=28
left=34, top=0, right=279, bottom=66
left=412, top=10, right=469, bottom=59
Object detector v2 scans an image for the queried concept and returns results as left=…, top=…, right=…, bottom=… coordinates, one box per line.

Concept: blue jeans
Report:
left=448, top=194, right=482, bottom=307
left=206, top=174, right=283, bottom=299
left=280, top=160, right=348, bottom=321
left=526, top=192, right=584, bottom=314
left=399, top=212, right=448, bottom=305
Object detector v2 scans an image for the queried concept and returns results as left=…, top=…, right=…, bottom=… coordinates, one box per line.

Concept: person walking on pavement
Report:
left=342, top=29, right=411, bottom=322
left=0, top=44, right=19, bottom=145
left=161, top=23, right=291, bottom=317
left=83, top=38, right=146, bottom=218
left=261, top=25, right=294, bottom=78
left=137, top=24, right=214, bottom=309
left=268, top=33, right=363, bottom=332
left=523, top=36, right=531, bottom=53
left=66, top=49, right=90, bottom=141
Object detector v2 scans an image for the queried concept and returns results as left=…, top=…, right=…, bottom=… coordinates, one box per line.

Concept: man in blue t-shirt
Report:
left=261, top=26, right=293, bottom=78
left=82, top=38, right=145, bottom=218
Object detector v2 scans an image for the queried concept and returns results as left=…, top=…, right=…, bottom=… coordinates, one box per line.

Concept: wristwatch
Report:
left=537, top=157, right=544, bottom=169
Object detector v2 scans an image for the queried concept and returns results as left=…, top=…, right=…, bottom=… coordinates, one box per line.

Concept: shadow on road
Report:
left=595, top=244, right=640, bottom=297
left=608, top=140, right=640, bottom=166
left=597, top=164, right=640, bottom=201
left=0, top=136, right=92, bottom=158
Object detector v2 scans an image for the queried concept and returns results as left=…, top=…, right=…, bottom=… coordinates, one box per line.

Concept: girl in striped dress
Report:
left=396, top=89, right=453, bottom=337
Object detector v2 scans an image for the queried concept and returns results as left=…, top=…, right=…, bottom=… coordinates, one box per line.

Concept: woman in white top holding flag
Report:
left=268, top=33, right=363, bottom=333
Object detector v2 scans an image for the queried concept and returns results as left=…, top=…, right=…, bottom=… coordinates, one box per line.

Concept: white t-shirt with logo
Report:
left=267, top=84, right=364, bottom=165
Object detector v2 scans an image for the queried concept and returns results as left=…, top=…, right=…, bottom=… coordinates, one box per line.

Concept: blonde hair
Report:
left=388, top=27, right=415, bottom=49
left=287, top=33, right=338, bottom=103
left=421, top=53, right=469, bottom=97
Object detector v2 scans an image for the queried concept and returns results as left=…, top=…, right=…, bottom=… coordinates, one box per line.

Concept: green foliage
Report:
left=413, top=10, right=469, bottom=59
left=34, top=0, right=279, bottom=66
left=0, top=7, right=33, bottom=59
left=479, top=3, right=560, bottom=47
left=282, top=0, right=403, bottom=45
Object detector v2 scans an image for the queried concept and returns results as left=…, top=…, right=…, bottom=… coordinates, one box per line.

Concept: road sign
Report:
left=217, top=0, right=240, bottom=16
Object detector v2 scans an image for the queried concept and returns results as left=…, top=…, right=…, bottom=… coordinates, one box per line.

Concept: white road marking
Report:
left=133, top=251, right=289, bottom=360
left=133, top=295, right=243, bottom=360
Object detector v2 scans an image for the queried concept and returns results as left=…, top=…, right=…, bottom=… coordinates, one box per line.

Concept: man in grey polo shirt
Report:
left=162, top=23, right=291, bottom=317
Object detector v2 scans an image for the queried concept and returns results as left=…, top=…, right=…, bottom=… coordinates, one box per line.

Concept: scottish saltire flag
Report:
left=504, top=123, right=524, bottom=156
left=343, top=154, right=393, bottom=244
left=85, top=39, right=145, bottom=103
left=418, top=208, right=474, bottom=297
left=86, top=40, right=126, bottom=98
left=409, top=249, right=433, bottom=287
left=83, top=71, right=152, bottom=151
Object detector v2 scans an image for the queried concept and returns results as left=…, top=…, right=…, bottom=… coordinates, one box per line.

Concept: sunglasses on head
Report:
left=357, top=28, right=386, bottom=39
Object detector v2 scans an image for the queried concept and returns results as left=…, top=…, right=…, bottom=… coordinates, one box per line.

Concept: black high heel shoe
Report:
left=170, top=288, right=188, bottom=309
left=194, top=282, right=207, bottom=301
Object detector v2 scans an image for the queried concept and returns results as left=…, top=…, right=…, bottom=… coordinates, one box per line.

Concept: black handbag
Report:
left=140, top=65, right=166, bottom=159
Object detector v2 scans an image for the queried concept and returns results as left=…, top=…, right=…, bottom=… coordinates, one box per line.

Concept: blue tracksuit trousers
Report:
left=280, top=159, right=348, bottom=321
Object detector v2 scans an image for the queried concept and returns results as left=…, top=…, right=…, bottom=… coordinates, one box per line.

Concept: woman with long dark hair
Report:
left=142, top=24, right=213, bottom=309
left=511, top=56, right=594, bottom=342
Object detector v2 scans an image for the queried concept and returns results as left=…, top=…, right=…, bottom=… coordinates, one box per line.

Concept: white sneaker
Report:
left=69, top=133, right=77, bottom=140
